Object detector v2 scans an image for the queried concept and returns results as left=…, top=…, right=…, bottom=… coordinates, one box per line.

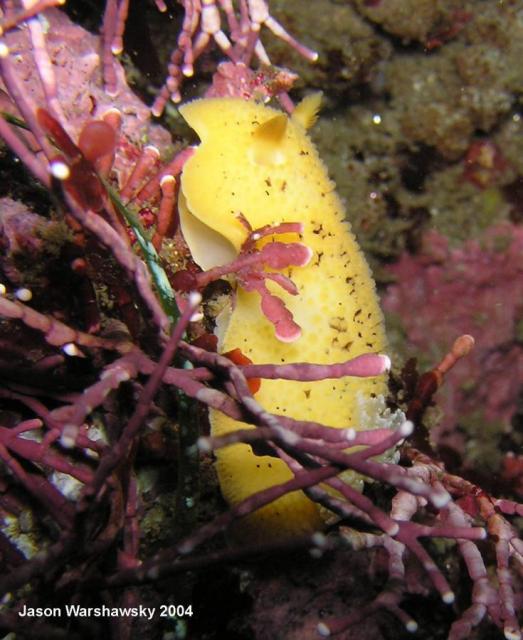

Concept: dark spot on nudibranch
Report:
left=265, top=177, right=272, bottom=187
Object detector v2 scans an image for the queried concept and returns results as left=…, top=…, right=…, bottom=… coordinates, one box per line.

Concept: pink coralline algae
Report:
left=204, top=61, right=299, bottom=107
left=384, top=223, right=523, bottom=439
left=0, top=8, right=169, bottom=149
left=175, top=218, right=313, bottom=342
left=116, top=0, right=320, bottom=115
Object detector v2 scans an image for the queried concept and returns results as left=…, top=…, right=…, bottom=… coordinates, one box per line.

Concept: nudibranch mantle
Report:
left=179, top=97, right=388, bottom=541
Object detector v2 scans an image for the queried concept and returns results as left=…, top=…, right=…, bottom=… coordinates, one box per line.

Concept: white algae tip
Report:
left=317, top=622, right=331, bottom=637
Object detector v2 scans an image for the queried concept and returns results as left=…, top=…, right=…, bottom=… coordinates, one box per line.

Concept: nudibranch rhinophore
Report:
left=178, top=96, right=388, bottom=541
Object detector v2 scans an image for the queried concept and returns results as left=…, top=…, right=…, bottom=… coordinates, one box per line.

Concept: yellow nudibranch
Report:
left=179, top=96, right=387, bottom=541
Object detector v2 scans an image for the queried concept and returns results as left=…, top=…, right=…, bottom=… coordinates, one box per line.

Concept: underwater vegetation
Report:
left=384, top=223, right=523, bottom=478
left=0, top=1, right=520, bottom=639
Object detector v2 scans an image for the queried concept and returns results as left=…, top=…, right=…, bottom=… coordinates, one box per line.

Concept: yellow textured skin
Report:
left=179, top=97, right=387, bottom=541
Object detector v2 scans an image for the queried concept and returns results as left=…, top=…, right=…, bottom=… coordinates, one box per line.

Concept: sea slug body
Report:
left=179, top=96, right=387, bottom=541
